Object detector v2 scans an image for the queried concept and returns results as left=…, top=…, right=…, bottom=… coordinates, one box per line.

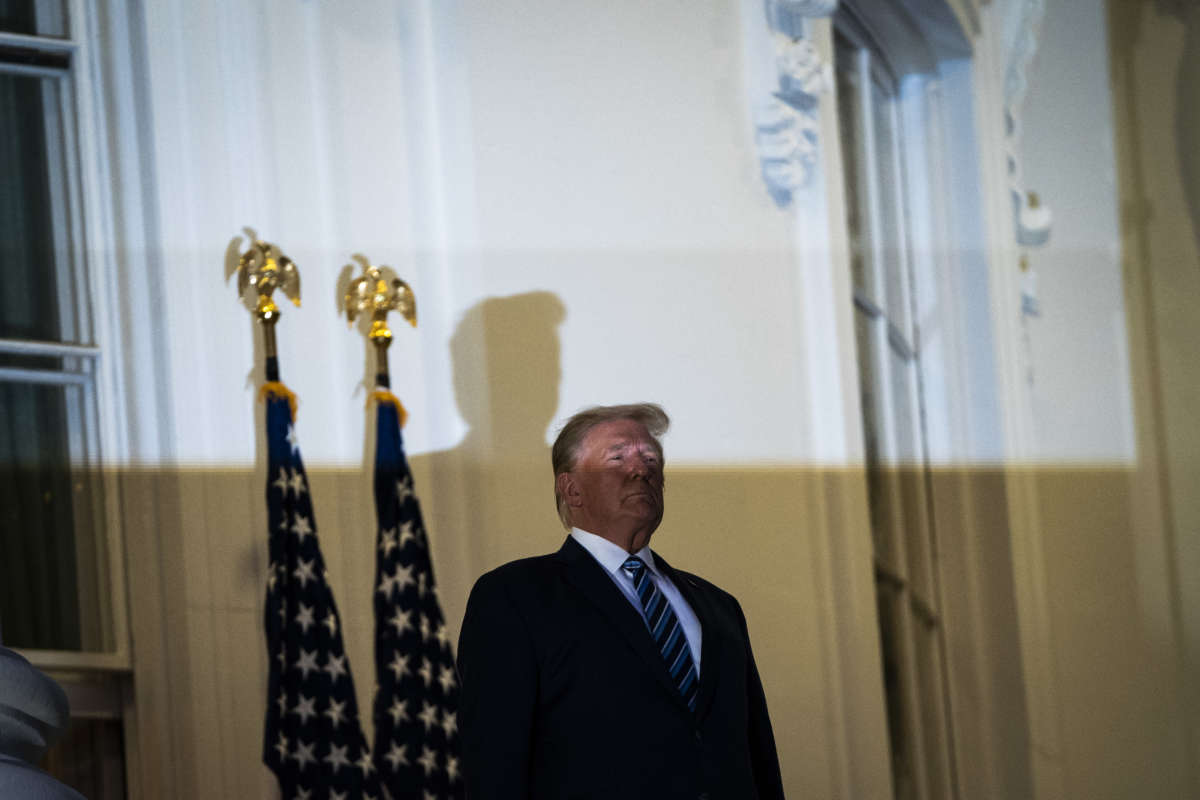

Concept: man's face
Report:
left=565, top=418, right=665, bottom=544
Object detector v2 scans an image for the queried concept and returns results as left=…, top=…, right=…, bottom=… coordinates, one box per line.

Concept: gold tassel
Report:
left=368, top=390, right=408, bottom=428
left=259, top=381, right=299, bottom=420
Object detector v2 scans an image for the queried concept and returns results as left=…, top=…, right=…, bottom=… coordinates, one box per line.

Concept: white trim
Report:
left=973, top=6, right=1063, bottom=799
left=792, top=162, right=853, bottom=463
left=806, top=17, right=895, bottom=800
left=0, top=366, right=92, bottom=385
left=17, top=647, right=131, bottom=672
left=79, top=0, right=174, bottom=794
left=973, top=11, right=1035, bottom=464
left=0, top=61, right=69, bottom=79
left=0, top=338, right=100, bottom=356
left=87, top=0, right=172, bottom=465
left=71, top=0, right=143, bottom=698
left=0, top=30, right=78, bottom=52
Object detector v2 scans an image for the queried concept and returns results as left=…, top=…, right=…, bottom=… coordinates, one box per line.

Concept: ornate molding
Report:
left=753, top=1, right=838, bottom=208
left=766, top=0, right=839, bottom=38
left=1003, top=0, right=1053, bottom=270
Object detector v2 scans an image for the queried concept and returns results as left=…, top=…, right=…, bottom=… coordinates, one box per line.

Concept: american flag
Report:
left=262, top=390, right=382, bottom=799
left=370, top=397, right=464, bottom=799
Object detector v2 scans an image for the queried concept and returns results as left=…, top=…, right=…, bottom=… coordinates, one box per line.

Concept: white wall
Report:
left=1018, top=0, right=1134, bottom=463
left=135, top=0, right=841, bottom=469
left=140, top=0, right=452, bottom=465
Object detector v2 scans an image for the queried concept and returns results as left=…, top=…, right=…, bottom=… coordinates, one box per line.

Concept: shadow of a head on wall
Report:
left=413, top=291, right=567, bottom=594
left=449, top=291, right=564, bottom=459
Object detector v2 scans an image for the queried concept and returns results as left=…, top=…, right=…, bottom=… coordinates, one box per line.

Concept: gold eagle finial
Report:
left=342, top=254, right=417, bottom=342
left=228, top=227, right=301, bottom=322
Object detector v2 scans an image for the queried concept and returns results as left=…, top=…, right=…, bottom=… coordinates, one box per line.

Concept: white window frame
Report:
left=1, top=0, right=156, bottom=795
left=2, top=0, right=130, bottom=673
left=834, top=16, right=960, bottom=800
left=743, top=3, right=1043, bottom=799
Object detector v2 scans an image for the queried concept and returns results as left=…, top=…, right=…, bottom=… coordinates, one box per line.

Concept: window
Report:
left=834, top=11, right=957, bottom=800
left=1, top=0, right=130, bottom=796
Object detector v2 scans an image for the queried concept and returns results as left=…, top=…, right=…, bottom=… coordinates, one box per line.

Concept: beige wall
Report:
left=1109, top=0, right=1200, bottom=794
left=1032, top=468, right=1192, bottom=799
left=119, top=462, right=882, bottom=799
left=121, top=461, right=1116, bottom=800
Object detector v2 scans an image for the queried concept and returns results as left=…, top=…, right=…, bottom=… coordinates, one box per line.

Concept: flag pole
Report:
left=232, top=233, right=382, bottom=798
left=343, top=255, right=416, bottom=409
left=344, top=258, right=465, bottom=797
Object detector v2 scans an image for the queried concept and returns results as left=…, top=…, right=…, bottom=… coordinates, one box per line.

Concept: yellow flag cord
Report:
left=259, top=381, right=298, bottom=420
left=368, top=390, right=408, bottom=428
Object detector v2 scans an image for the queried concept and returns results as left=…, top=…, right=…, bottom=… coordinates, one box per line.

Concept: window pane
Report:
left=871, top=74, right=912, bottom=341
left=889, top=345, right=917, bottom=463
left=915, top=617, right=953, bottom=800
left=877, top=584, right=917, bottom=800
left=835, top=36, right=869, bottom=294
left=856, top=310, right=892, bottom=560
left=0, top=352, right=64, bottom=370
left=900, top=463, right=934, bottom=602
left=0, top=0, right=67, bottom=37
left=0, top=380, right=108, bottom=651
left=1, top=69, right=78, bottom=343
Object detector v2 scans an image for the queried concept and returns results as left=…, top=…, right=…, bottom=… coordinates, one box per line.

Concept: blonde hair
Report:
left=551, top=403, right=669, bottom=529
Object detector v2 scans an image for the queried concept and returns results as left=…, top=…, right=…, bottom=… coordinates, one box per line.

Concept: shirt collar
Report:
left=571, top=528, right=658, bottom=577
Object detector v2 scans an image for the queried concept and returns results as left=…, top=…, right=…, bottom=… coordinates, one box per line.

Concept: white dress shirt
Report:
left=570, top=528, right=703, bottom=673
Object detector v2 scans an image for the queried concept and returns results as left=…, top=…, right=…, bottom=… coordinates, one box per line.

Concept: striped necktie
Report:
left=621, top=556, right=699, bottom=712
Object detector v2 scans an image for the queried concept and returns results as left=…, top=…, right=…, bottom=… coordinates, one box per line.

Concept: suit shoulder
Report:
left=469, top=551, right=561, bottom=595
left=672, top=567, right=741, bottom=608
left=462, top=551, right=568, bottom=637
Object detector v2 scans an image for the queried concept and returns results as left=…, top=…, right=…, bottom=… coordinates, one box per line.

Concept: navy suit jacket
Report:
left=457, top=536, right=785, bottom=799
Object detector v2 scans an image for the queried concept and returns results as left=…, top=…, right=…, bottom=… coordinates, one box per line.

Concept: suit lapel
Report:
left=554, top=537, right=691, bottom=712
left=653, top=551, right=720, bottom=721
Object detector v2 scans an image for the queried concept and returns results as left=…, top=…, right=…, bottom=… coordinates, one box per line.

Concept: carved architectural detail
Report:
left=753, top=1, right=838, bottom=207
left=766, top=0, right=839, bottom=38
left=1004, top=0, right=1053, bottom=257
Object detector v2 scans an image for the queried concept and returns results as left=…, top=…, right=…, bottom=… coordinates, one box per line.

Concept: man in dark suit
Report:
left=457, top=403, right=785, bottom=799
